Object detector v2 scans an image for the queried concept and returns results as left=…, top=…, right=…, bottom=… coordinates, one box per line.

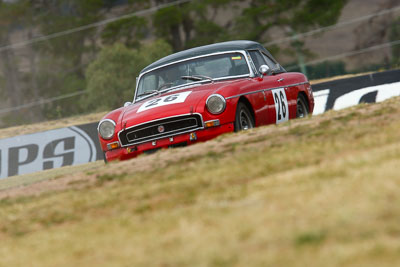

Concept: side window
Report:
left=249, top=50, right=267, bottom=71
left=229, top=54, right=249, bottom=76
left=261, top=53, right=276, bottom=69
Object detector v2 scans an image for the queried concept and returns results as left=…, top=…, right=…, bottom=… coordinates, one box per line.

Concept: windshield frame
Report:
left=133, top=50, right=254, bottom=103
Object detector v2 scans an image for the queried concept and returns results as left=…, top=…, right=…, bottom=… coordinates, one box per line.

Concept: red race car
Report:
left=98, top=40, right=314, bottom=162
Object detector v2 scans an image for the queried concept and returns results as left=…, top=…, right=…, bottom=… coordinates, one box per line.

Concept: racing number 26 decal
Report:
left=272, top=88, right=289, bottom=124
left=144, top=95, right=178, bottom=108
left=137, top=91, right=192, bottom=113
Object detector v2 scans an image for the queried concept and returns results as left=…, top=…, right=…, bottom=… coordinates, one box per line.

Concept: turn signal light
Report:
left=107, top=142, right=120, bottom=150
left=204, top=119, right=220, bottom=128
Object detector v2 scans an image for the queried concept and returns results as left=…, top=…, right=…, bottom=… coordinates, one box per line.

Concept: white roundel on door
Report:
left=137, top=91, right=192, bottom=113
left=271, top=88, right=289, bottom=124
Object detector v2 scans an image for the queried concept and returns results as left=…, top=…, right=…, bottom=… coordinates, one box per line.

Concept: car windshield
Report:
left=136, top=52, right=249, bottom=101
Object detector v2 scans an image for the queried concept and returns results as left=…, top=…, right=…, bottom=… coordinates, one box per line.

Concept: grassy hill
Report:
left=0, top=97, right=400, bottom=266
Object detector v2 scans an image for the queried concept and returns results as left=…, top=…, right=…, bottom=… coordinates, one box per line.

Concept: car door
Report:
left=248, top=50, right=292, bottom=125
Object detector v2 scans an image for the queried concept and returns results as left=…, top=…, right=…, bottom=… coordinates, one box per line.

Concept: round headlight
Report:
left=98, top=119, right=116, bottom=140
left=206, top=94, right=226, bottom=114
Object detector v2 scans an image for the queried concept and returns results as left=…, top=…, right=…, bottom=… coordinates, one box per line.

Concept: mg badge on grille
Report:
left=157, top=125, right=165, bottom=133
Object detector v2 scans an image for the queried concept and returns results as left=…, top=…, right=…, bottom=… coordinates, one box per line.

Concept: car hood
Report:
left=119, top=80, right=243, bottom=128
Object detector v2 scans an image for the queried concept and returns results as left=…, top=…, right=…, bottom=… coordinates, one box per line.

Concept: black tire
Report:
left=296, top=94, right=309, bottom=118
left=234, top=102, right=255, bottom=132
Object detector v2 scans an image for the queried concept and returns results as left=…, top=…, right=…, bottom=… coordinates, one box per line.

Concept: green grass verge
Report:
left=1, top=98, right=400, bottom=266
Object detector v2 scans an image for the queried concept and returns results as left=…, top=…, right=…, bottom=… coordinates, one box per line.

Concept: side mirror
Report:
left=259, top=65, right=271, bottom=76
left=124, top=102, right=132, bottom=107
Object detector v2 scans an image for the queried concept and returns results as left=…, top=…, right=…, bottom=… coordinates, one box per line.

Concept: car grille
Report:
left=119, top=114, right=203, bottom=146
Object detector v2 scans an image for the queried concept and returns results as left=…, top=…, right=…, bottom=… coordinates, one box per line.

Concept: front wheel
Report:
left=296, top=94, right=309, bottom=118
left=234, top=102, right=255, bottom=132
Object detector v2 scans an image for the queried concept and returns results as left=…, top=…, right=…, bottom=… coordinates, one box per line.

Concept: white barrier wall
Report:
left=312, top=69, right=400, bottom=114
left=0, top=124, right=101, bottom=179
left=313, top=81, right=400, bottom=115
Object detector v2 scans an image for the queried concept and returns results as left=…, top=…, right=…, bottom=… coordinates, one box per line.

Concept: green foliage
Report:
left=0, top=74, right=4, bottom=98
left=1, top=113, right=31, bottom=127
left=309, top=61, right=346, bottom=79
left=186, top=20, right=229, bottom=48
left=0, top=0, right=28, bottom=31
left=0, top=0, right=351, bottom=127
left=390, top=16, right=400, bottom=67
left=83, top=40, right=172, bottom=111
left=101, top=16, right=148, bottom=48
left=295, top=231, right=327, bottom=246
left=233, top=0, right=348, bottom=41
left=140, top=39, right=173, bottom=64
left=285, top=61, right=346, bottom=80
left=152, top=0, right=233, bottom=51
left=154, top=5, right=183, bottom=30
left=35, top=0, right=103, bottom=63
left=292, top=0, right=347, bottom=30
left=83, top=43, right=139, bottom=111
left=232, top=0, right=348, bottom=67
left=40, top=72, right=87, bottom=120
left=100, top=1, right=149, bottom=48
left=96, top=172, right=127, bottom=183
left=153, top=5, right=187, bottom=51
left=148, top=0, right=348, bottom=65
left=26, top=0, right=106, bottom=120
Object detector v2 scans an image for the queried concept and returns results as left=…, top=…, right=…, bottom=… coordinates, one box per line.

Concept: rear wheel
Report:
left=296, top=94, right=309, bottom=118
left=234, top=102, right=255, bottom=132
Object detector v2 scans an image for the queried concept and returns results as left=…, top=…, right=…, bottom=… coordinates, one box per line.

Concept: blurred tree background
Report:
left=0, top=0, right=399, bottom=127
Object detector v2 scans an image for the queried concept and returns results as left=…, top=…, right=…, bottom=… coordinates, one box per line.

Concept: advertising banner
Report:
left=0, top=123, right=102, bottom=179
left=312, top=69, right=400, bottom=115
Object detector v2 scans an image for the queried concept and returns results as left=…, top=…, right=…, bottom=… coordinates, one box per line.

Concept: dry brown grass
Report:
left=0, top=111, right=106, bottom=139
left=0, top=97, right=400, bottom=266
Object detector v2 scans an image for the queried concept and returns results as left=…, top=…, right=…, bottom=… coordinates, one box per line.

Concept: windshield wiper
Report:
left=181, top=75, right=214, bottom=83
left=136, top=86, right=176, bottom=102
left=137, top=90, right=160, bottom=98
